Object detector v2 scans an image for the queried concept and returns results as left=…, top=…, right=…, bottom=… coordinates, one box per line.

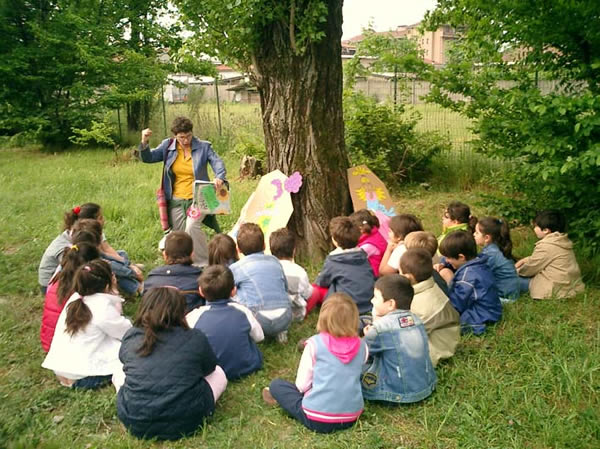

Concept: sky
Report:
left=342, top=0, right=438, bottom=39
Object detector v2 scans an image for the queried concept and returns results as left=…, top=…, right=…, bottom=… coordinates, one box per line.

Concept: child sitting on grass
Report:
left=269, top=228, right=313, bottom=321
left=379, top=214, right=424, bottom=276
left=515, top=210, right=584, bottom=299
left=362, top=274, right=437, bottom=403
left=400, top=249, right=460, bottom=366
left=403, top=231, right=449, bottom=295
left=208, top=233, right=239, bottom=266
left=474, top=217, right=520, bottom=302
left=350, top=209, right=387, bottom=277
left=42, top=260, right=132, bottom=389
left=116, top=287, right=227, bottom=441
left=437, top=231, right=502, bottom=335
left=307, top=217, right=375, bottom=315
left=144, top=231, right=204, bottom=312
left=186, top=265, right=264, bottom=380
left=263, top=293, right=367, bottom=434
left=229, top=223, right=292, bottom=342
left=438, top=201, right=477, bottom=252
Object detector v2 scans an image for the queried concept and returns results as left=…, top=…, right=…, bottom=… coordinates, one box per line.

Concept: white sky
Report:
left=342, top=0, right=438, bottom=39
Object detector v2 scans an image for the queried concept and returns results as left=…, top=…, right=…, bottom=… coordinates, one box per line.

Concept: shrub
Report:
left=344, top=92, right=448, bottom=186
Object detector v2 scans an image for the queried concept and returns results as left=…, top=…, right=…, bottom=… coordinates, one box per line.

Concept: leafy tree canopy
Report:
left=424, top=0, right=600, bottom=251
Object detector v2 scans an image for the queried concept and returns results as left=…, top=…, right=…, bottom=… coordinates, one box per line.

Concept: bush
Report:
left=344, top=92, right=448, bottom=186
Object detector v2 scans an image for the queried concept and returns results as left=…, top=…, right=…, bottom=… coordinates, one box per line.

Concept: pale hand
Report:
left=141, top=128, right=152, bottom=145
left=214, top=178, right=224, bottom=189
left=363, top=324, right=373, bottom=335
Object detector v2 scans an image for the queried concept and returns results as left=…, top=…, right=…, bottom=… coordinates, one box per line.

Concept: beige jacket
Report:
left=411, top=277, right=460, bottom=367
left=517, top=232, right=585, bottom=299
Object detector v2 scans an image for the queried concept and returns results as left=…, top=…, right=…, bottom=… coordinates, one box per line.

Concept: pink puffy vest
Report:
left=40, top=280, right=66, bottom=352
left=358, top=227, right=388, bottom=277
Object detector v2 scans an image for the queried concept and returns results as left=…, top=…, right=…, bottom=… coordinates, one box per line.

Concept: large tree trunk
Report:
left=252, top=0, right=351, bottom=261
left=126, top=99, right=151, bottom=131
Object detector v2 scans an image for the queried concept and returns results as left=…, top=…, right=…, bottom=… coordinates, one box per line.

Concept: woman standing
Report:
left=140, top=117, right=226, bottom=266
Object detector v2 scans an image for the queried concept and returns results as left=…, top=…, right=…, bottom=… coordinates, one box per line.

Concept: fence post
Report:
left=160, top=84, right=167, bottom=136
left=215, top=76, right=222, bottom=136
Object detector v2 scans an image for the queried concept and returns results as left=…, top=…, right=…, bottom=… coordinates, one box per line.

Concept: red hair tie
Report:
left=73, top=206, right=81, bottom=215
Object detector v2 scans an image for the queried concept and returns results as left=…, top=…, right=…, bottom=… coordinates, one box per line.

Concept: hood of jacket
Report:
left=319, top=332, right=361, bottom=364
left=328, top=247, right=369, bottom=266
left=537, top=232, right=573, bottom=250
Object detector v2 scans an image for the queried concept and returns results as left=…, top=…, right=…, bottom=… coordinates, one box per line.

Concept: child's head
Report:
left=236, top=223, right=265, bottom=255
left=329, top=216, right=360, bottom=249
left=389, top=214, right=423, bottom=242
left=373, top=274, right=414, bottom=313
left=533, top=210, right=566, bottom=236
left=403, top=231, right=438, bottom=257
left=349, top=209, right=380, bottom=235
left=134, top=287, right=189, bottom=357
left=63, top=203, right=103, bottom=230
left=269, top=228, right=296, bottom=260
left=65, top=259, right=113, bottom=336
left=400, top=249, right=434, bottom=284
left=443, top=201, right=476, bottom=232
left=198, top=265, right=235, bottom=301
left=56, top=242, right=100, bottom=305
left=439, top=230, right=477, bottom=269
left=164, top=231, right=193, bottom=265
left=317, top=292, right=359, bottom=337
left=71, top=219, right=103, bottom=247
left=475, top=217, right=513, bottom=259
left=208, top=233, right=238, bottom=266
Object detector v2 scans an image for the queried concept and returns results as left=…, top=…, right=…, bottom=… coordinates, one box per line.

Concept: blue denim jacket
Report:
left=230, top=252, right=291, bottom=313
left=140, top=137, right=226, bottom=201
left=361, top=310, right=437, bottom=404
left=481, top=243, right=519, bottom=301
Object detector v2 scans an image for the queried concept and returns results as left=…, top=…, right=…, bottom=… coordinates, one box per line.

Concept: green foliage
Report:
left=344, top=92, right=448, bottom=185
left=233, top=133, right=266, bottom=163
left=424, top=0, right=600, bottom=252
left=70, top=116, right=118, bottom=148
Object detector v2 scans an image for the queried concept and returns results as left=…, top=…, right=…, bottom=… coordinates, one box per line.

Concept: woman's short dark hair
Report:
left=171, top=116, right=194, bottom=135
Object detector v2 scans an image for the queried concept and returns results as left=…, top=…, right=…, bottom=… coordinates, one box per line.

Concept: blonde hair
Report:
left=316, top=293, right=359, bottom=337
left=404, top=231, right=438, bottom=258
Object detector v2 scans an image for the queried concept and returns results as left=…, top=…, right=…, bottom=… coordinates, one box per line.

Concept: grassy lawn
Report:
left=0, top=147, right=598, bottom=448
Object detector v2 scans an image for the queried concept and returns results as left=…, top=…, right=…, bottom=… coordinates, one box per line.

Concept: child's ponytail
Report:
left=350, top=209, right=380, bottom=235
left=65, top=260, right=113, bottom=335
left=55, top=243, right=100, bottom=305
left=478, top=216, right=514, bottom=260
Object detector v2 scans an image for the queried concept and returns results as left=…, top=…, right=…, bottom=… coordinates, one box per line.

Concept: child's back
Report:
left=411, top=278, right=460, bottom=366
left=144, top=264, right=203, bottom=311
left=481, top=243, right=519, bottom=301
left=518, top=232, right=584, bottom=299
left=315, top=248, right=374, bottom=314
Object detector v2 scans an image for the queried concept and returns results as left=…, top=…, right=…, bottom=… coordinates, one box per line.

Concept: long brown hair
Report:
left=63, top=203, right=102, bottom=230
left=478, top=216, right=514, bottom=260
left=65, top=260, right=112, bottom=336
left=134, top=287, right=189, bottom=357
left=54, top=243, right=100, bottom=305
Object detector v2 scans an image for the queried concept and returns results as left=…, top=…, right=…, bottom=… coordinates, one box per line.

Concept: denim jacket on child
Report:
left=361, top=310, right=437, bottom=404
left=480, top=243, right=519, bottom=302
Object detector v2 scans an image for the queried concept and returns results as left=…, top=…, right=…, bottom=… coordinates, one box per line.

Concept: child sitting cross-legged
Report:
left=379, top=214, right=424, bottom=276
left=229, top=223, right=292, bottom=342
left=269, top=228, right=313, bottom=321
left=515, top=210, right=585, bottom=299
left=400, top=249, right=460, bottom=367
left=144, top=231, right=204, bottom=312
left=116, top=287, right=227, bottom=441
left=437, top=230, right=502, bottom=335
left=349, top=209, right=387, bottom=278
left=263, top=293, right=368, bottom=433
left=361, top=275, right=437, bottom=404
left=306, top=217, right=375, bottom=315
left=186, top=265, right=264, bottom=380
left=403, top=231, right=449, bottom=295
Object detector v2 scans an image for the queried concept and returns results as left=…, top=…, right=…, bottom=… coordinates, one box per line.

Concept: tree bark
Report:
left=252, top=0, right=351, bottom=261
left=126, top=99, right=151, bottom=131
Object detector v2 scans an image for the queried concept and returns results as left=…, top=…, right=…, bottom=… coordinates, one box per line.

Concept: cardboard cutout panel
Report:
left=348, top=165, right=395, bottom=240
left=229, top=170, right=302, bottom=250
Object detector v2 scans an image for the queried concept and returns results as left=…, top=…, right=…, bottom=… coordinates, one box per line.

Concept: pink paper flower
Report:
left=284, top=171, right=303, bottom=193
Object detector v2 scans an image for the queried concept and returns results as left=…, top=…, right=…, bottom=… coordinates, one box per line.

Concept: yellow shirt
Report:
left=171, top=143, right=195, bottom=199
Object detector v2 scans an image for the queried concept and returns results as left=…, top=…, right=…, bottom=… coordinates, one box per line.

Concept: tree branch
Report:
left=289, top=0, right=298, bottom=54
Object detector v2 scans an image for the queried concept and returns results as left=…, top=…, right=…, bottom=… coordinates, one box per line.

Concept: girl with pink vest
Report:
left=262, top=293, right=368, bottom=433
left=350, top=209, right=387, bottom=277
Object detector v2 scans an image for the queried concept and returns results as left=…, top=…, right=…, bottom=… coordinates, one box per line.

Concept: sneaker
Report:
left=276, top=331, right=288, bottom=344
left=262, top=387, right=277, bottom=406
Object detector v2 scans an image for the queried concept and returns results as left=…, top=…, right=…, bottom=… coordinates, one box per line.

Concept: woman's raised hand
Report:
left=141, top=128, right=153, bottom=145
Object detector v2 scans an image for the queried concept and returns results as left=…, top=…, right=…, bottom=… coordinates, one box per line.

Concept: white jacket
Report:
left=42, top=292, right=131, bottom=378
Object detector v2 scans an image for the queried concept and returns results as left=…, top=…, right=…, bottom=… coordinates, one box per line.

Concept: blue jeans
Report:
left=256, top=307, right=292, bottom=337
left=268, top=379, right=356, bottom=434
left=519, top=276, right=530, bottom=294
left=72, top=375, right=112, bottom=390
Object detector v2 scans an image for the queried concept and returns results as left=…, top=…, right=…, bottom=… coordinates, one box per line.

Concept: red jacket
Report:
left=40, top=280, right=66, bottom=352
left=358, top=227, right=387, bottom=277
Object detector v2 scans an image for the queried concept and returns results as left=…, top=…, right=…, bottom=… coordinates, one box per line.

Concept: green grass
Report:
left=1, top=147, right=598, bottom=448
